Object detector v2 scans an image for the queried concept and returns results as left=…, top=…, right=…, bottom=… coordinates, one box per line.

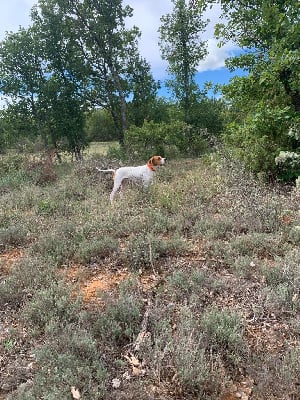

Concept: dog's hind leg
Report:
left=110, top=176, right=123, bottom=203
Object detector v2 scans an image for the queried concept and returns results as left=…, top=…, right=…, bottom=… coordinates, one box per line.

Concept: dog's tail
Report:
left=96, top=167, right=115, bottom=173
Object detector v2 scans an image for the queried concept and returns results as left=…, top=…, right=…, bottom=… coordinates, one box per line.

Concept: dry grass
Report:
left=0, top=149, right=299, bottom=399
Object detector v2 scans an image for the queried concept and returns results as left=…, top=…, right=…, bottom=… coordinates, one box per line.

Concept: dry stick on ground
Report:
left=132, top=296, right=153, bottom=352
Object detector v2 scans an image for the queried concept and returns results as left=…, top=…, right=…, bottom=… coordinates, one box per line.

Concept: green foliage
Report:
left=125, top=120, right=208, bottom=159
left=0, top=24, right=88, bottom=157
left=16, top=327, right=108, bottom=400
left=92, top=280, right=143, bottom=346
left=84, top=109, right=117, bottom=142
left=201, top=309, right=246, bottom=363
left=159, top=0, right=208, bottom=123
left=215, top=0, right=300, bottom=180
left=222, top=100, right=298, bottom=176
left=190, top=97, right=225, bottom=135
left=22, top=282, right=81, bottom=332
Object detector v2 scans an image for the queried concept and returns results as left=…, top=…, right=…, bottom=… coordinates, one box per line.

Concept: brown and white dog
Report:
left=96, top=156, right=166, bottom=203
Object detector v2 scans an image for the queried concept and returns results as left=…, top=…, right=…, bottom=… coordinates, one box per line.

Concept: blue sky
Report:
left=0, top=0, right=246, bottom=100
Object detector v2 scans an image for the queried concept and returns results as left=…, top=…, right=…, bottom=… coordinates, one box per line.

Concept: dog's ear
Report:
left=148, top=156, right=154, bottom=165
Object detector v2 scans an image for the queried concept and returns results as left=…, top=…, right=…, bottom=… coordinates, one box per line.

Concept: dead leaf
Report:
left=70, top=386, right=81, bottom=400
left=124, top=353, right=140, bottom=367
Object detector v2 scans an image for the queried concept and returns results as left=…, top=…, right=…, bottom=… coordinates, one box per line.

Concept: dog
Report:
left=96, top=156, right=166, bottom=203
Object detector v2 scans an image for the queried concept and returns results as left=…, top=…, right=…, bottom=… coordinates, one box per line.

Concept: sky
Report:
left=0, top=0, right=245, bottom=98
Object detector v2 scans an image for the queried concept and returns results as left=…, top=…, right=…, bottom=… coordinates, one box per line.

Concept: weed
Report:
left=92, top=279, right=143, bottom=346
left=201, top=308, right=246, bottom=364
left=22, top=281, right=81, bottom=333
left=125, top=232, right=187, bottom=270
left=74, top=236, right=118, bottom=264
left=12, top=327, right=108, bottom=400
left=0, top=257, right=56, bottom=308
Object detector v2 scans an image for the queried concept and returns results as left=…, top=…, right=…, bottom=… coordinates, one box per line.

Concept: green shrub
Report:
left=140, top=305, right=225, bottom=397
left=201, top=309, right=246, bottom=364
left=92, top=280, right=143, bottom=346
left=22, top=281, right=81, bottom=332
left=124, top=120, right=208, bottom=159
left=13, top=327, right=108, bottom=400
left=125, top=232, right=187, bottom=270
left=173, top=307, right=220, bottom=396
left=166, top=269, right=215, bottom=304
left=0, top=257, right=56, bottom=308
left=205, top=233, right=286, bottom=267
left=31, top=231, right=76, bottom=265
left=0, top=223, right=29, bottom=248
left=192, top=217, right=234, bottom=239
left=74, top=237, right=119, bottom=264
left=222, top=105, right=296, bottom=177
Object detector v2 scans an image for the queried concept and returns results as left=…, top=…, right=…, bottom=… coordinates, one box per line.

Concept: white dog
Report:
left=96, top=156, right=166, bottom=203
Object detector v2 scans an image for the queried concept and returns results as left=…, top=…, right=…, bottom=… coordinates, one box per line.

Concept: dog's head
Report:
left=148, top=156, right=166, bottom=167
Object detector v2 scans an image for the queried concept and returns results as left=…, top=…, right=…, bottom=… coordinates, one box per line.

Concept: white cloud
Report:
left=197, top=38, right=239, bottom=72
left=0, top=1, right=36, bottom=40
left=125, top=0, right=233, bottom=78
left=0, top=0, right=235, bottom=79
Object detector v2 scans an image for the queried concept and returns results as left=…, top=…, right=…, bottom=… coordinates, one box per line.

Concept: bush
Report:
left=31, top=231, right=77, bottom=266
left=124, top=120, right=208, bottom=159
left=201, top=309, right=246, bottom=364
left=74, top=237, right=119, bottom=264
left=13, top=327, right=108, bottom=400
left=0, top=257, right=56, bottom=308
left=0, top=224, right=29, bottom=249
left=173, top=307, right=219, bottom=395
left=125, top=232, right=187, bottom=270
left=92, top=280, right=143, bottom=346
left=222, top=105, right=299, bottom=179
left=139, top=305, right=226, bottom=398
left=22, top=282, right=81, bottom=332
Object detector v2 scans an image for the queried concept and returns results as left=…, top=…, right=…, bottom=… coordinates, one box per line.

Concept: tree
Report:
left=0, top=22, right=88, bottom=159
left=215, top=0, right=300, bottom=112
left=84, top=109, right=117, bottom=142
left=31, top=1, right=90, bottom=158
left=43, top=0, right=156, bottom=144
left=0, top=27, right=49, bottom=147
left=158, top=0, right=208, bottom=123
left=126, top=57, right=160, bottom=127
left=208, top=0, right=300, bottom=178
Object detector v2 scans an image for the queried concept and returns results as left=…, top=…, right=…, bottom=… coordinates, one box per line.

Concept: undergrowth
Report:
left=0, top=150, right=299, bottom=399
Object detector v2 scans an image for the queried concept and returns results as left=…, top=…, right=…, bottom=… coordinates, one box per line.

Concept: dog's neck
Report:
left=147, top=162, right=156, bottom=172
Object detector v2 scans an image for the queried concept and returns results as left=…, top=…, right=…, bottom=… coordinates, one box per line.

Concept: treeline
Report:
left=0, top=0, right=299, bottom=181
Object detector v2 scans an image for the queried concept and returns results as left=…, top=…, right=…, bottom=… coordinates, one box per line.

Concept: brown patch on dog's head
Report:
left=148, top=156, right=166, bottom=166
